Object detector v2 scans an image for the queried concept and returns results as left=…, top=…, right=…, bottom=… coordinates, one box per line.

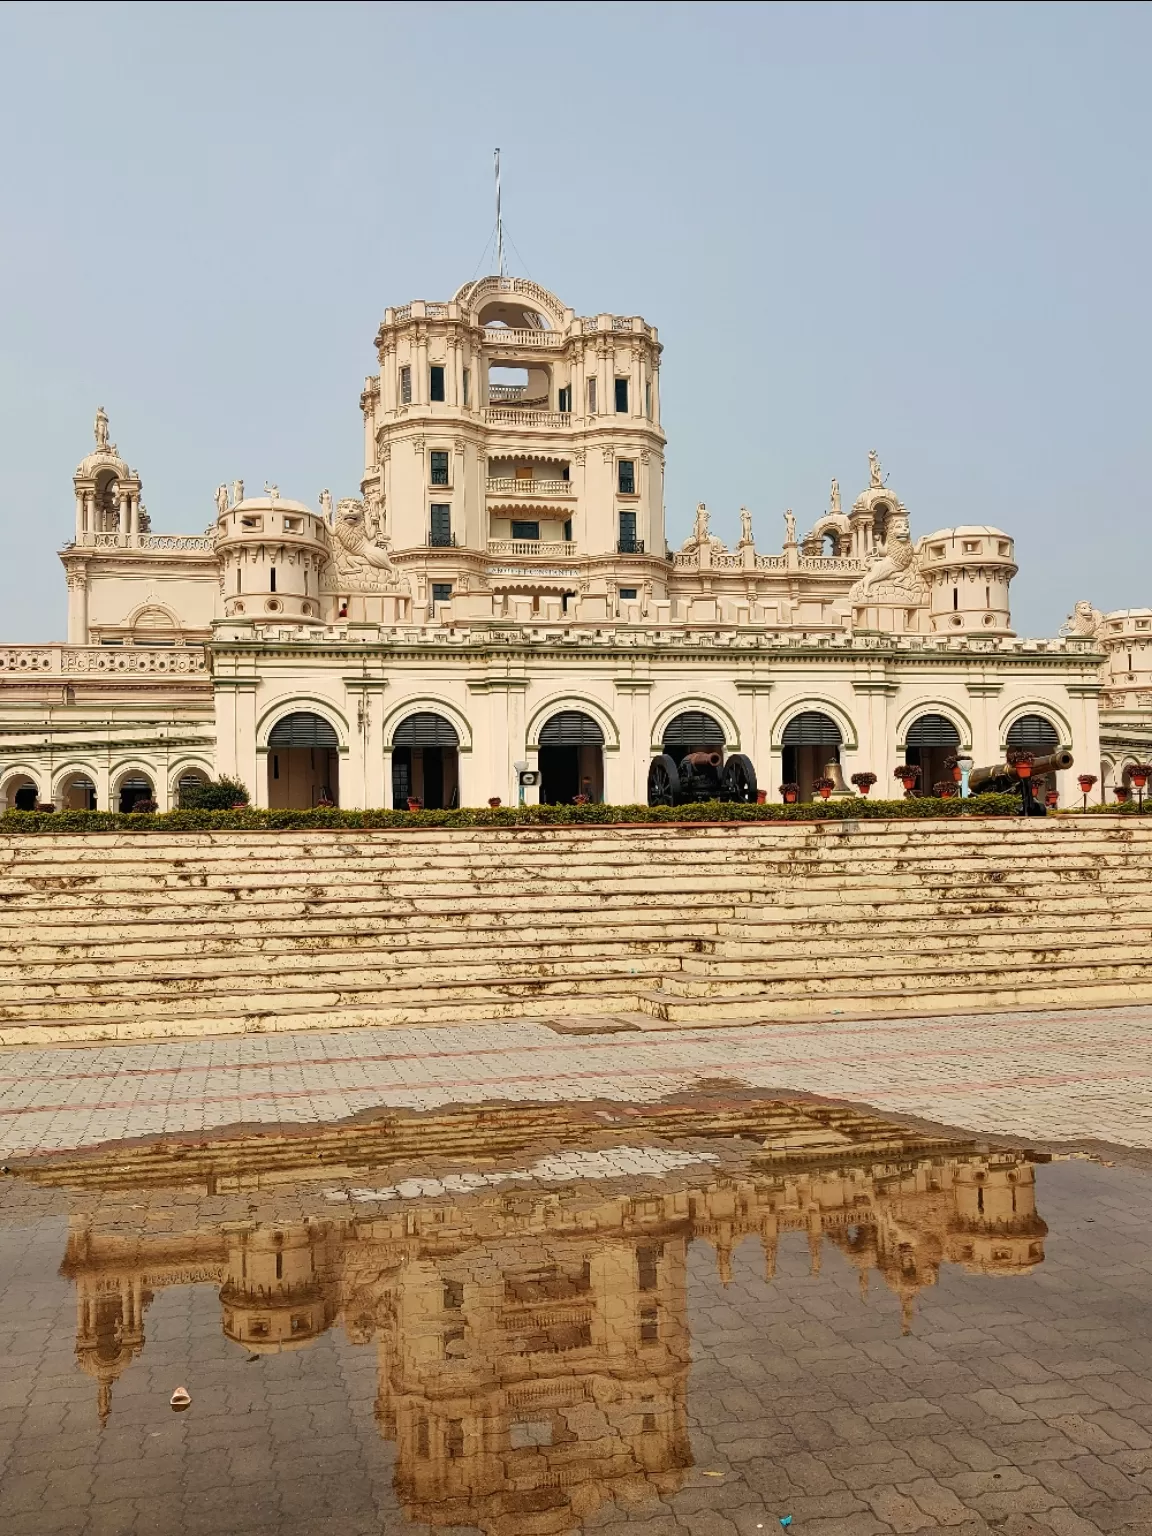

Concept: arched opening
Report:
left=821, top=532, right=842, bottom=557
left=872, top=502, right=890, bottom=549
left=5, top=775, right=39, bottom=811
left=539, top=712, right=604, bottom=804
left=781, top=712, right=843, bottom=802
left=59, top=774, right=97, bottom=811
left=267, top=713, right=339, bottom=808
left=1006, top=714, right=1060, bottom=753
left=661, top=710, right=726, bottom=763
left=175, top=771, right=210, bottom=808
left=116, top=773, right=154, bottom=813
left=391, top=713, right=460, bottom=809
left=904, top=713, right=961, bottom=796
left=1006, top=714, right=1061, bottom=800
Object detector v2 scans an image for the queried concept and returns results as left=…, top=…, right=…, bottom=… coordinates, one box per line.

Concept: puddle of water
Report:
left=0, top=1100, right=1144, bottom=1535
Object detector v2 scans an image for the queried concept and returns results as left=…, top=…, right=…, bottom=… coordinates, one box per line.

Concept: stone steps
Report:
left=2, top=818, right=1151, bottom=1042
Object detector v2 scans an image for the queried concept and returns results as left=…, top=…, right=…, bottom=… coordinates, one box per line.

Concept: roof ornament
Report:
left=868, top=449, right=886, bottom=489
left=264, top=482, right=280, bottom=501
left=494, top=147, right=507, bottom=279
left=94, top=405, right=110, bottom=451
left=830, top=478, right=841, bottom=515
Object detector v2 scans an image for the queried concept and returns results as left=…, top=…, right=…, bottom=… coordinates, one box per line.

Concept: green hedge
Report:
left=0, top=794, right=1025, bottom=833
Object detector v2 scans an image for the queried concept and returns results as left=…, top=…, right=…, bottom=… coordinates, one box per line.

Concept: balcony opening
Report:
left=618, top=510, right=643, bottom=554
left=563, top=519, right=572, bottom=542
left=557, top=385, right=571, bottom=412
left=615, top=377, right=629, bottom=413
left=429, top=365, right=445, bottom=402
left=488, top=364, right=549, bottom=407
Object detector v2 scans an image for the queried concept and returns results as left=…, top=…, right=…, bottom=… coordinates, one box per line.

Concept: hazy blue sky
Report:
left=1, top=1, right=1148, bottom=639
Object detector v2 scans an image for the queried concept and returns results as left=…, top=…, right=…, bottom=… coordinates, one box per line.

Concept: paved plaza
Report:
left=3, top=1004, right=1152, bottom=1160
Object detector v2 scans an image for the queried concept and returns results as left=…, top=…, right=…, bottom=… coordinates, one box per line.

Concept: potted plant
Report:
left=894, top=764, right=921, bottom=794
left=1045, top=788, right=1060, bottom=808
left=1114, top=785, right=1130, bottom=804
left=779, top=783, right=800, bottom=805
left=1006, top=747, right=1035, bottom=778
left=488, top=797, right=502, bottom=808
left=933, top=781, right=956, bottom=799
left=1077, top=772, right=1097, bottom=811
left=812, top=776, right=835, bottom=801
left=850, top=772, right=876, bottom=796
left=406, top=796, right=422, bottom=811
left=944, top=754, right=962, bottom=784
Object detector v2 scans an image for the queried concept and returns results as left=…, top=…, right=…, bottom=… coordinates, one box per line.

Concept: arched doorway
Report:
left=59, top=774, right=97, bottom=811
left=661, top=710, right=726, bottom=763
left=905, top=713, right=961, bottom=797
left=176, top=771, right=210, bottom=808
left=781, top=712, right=843, bottom=802
left=391, top=713, right=460, bottom=810
left=5, top=775, right=39, bottom=811
left=1007, top=714, right=1060, bottom=800
left=268, top=713, right=339, bottom=808
left=539, top=711, right=604, bottom=804
left=116, top=773, right=154, bottom=813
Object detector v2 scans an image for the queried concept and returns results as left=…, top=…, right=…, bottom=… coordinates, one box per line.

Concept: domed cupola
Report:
left=214, top=488, right=330, bottom=624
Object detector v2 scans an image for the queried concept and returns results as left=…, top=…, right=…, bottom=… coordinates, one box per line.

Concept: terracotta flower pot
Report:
left=407, top=797, right=421, bottom=811
left=856, top=782, right=871, bottom=796
left=488, top=798, right=501, bottom=808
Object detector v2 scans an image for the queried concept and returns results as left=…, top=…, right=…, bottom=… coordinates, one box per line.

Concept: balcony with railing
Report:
left=427, top=530, right=458, bottom=548
left=616, top=538, right=646, bottom=555
left=484, top=407, right=572, bottom=428
left=487, top=539, right=577, bottom=558
left=482, top=327, right=565, bottom=349
left=486, top=477, right=573, bottom=498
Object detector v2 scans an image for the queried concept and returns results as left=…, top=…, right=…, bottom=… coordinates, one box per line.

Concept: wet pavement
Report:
left=2, top=1095, right=1152, bottom=1535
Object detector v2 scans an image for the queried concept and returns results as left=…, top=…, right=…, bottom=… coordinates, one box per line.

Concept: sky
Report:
left=0, top=0, right=1148, bottom=640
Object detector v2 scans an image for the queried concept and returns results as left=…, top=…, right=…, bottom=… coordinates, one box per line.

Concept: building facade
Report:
left=0, top=274, right=1119, bottom=812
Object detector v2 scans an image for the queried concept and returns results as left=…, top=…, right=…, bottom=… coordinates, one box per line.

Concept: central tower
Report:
left=361, top=276, right=666, bottom=619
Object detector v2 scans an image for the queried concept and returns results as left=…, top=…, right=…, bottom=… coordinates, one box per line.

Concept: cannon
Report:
left=647, top=750, right=758, bottom=806
left=969, top=750, right=1074, bottom=793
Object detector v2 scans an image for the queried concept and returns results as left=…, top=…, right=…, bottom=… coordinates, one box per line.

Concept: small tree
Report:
left=180, top=775, right=251, bottom=810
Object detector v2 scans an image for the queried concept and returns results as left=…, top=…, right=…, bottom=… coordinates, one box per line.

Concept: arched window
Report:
left=539, top=711, right=604, bottom=746
left=1006, top=715, right=1059, bottom=752
left=391, top=713, right=460, bottom=809
left=268, top=712, right=339, bottom=749
left=393, top=713, right=460, bottom=749
left=906, top=714, right=961, bottom=749
left=782, top=712, right=843, bottom=747
left=662, top=711, right=724, bottom=760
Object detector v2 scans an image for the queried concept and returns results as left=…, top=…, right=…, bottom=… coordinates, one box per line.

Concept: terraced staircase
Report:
left=0, top=817, right=1150, bottom=1043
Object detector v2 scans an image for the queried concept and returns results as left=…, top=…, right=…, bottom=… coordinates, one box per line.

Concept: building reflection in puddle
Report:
left=34, top=1102, right=1047, bottom=1534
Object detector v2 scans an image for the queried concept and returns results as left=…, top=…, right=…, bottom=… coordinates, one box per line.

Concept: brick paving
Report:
left=3, top=1004, right=1152, bottom=1158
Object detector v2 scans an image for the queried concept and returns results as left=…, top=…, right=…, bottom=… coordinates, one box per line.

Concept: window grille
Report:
left=905, top=714, right=960, bottom=748
left=781, top=711, right=843, bottom=747
left=268, top=713, right=339, bottom=749
left=1006, top=714, right=1059, bottom=751
left=539, top=711, right=604, bottom=746
left=393, top=712, right=460, bottom=748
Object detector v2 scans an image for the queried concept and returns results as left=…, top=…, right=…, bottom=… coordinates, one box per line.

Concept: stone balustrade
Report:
left=482, top=328, right=564, bottom=348
left=67, top=532, right=215, bottom=552
left=484, top=408, right=573, bottom=428
left=486, top=540, right=577, bottom=558
left=486, top=478, right=572, bottom=496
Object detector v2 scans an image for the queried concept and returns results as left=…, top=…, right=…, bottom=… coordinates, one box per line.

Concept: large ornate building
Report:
left=0, top=273, right=1128, bottom=812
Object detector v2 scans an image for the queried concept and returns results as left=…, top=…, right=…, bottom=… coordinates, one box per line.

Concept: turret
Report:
left=918, top=525, right=1016, bottom=637
left=215, top=494, right=330, bottom=624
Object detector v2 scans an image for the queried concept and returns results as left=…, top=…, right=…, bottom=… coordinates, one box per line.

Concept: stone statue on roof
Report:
left=868, top=450, right=884, bottom=489
left=94, top=405, right=109, bottom=451
left=830, top=478, right=841, bottom=515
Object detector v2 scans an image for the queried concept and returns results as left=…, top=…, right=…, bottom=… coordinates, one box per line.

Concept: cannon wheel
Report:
left=720, top=753, right=757, bottom=803
left=647, top=754, right=681, bottom=807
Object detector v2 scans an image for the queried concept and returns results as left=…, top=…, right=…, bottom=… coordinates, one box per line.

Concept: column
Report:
left=129, top=494, right=140, bottom=537
left=118, top=489, right=130, bottom=539
left=74, top=493, right=85, bottom=542
left=415, top=328, right=428, bottom=404
left=629, top=344, right=642, bottom=420
left=84, top=492, right=95, bottom=534
left=66, top=568, right=88, bottom=644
